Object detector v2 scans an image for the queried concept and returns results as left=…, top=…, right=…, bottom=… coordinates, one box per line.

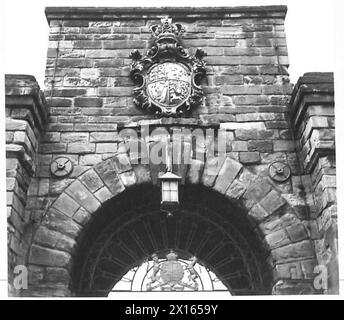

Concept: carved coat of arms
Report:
left=129, top=17, right=207, bottom=117
left=146, top=251, right=199, bottom=291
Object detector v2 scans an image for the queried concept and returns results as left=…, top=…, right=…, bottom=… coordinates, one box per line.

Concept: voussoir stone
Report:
left=94, top=158, right=125, bottom=196
left=65, top=180, right=101, bottom=213
left=213, top=157, right=242, bottom=194
left=201, top=156, right=226, bottom=187
left=29, top=244, right=71, bottom=268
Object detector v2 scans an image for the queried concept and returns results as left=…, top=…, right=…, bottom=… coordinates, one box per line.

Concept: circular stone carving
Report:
left=268, top=161, right=291, bottom=182
left=50, top=157, right=73, bottom=177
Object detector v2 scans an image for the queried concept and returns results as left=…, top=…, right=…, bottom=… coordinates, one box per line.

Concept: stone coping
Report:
left=45, top=6, right=287, bottom=22
left=5, top=74, right=48, bottom=131
left=289, top=72, right=334, bottom=129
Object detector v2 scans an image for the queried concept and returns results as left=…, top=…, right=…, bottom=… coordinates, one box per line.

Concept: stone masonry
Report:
left=5, top=6, right=338, bottom=296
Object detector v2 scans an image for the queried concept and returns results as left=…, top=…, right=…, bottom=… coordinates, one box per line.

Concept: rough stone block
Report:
left=235, top=129, right=275, bottom=140
left=66, top=180, right=101, bottom=213
left=264, top=229, right=291, bottom=249
left=248, top=203, right=270, bottom=222
left=186, top=159, right=204, bottom=184
left=213, top=157, right=242, bottom=194
left=79, top=169, right=104, bottom=193
left=79, top=154, right=102, bottom=166
left=42, top=207, right=82, bottom=239
left=35, top=226, right=76, bottom=252
left=60, top=133, right=89, bottom=143
left=94, top=186, right=113, bottom=203
left=40, top=143, right=67, bottom=154
left=96, top=143, right=118, bottom=153
left=272, top=280, right=316, bottom=294
left=45, top=267, right=70, bottom=284
left=52, top=193, right=79, bottom=217
left=29, top=245, right=71, bottom=268
left=133, top=164, right=151, bottom=184
left=117, top=169, right=135, bottom=186
left=260, top=189, right=287, bottom=215
left=225, top=179, right=246, bottom=200
left=90, top=132, right=118, bottom=142
left=201, top=156, right=226, bottom=187
left=239, top=151, right=260, bottom=164
left=67, top=143, right=95, bottom=154
left=271, top=240, right=315, bottom=263
left=248, top=140, right=273, bottom=152
left=74, top=97, right=103, bottom=107
left=94, top=158, right=125, bottom=196
left=273, top=140, right=295, bottom=152
left=286, top=223, right=308, bottom=242
left=72, top=207, right=91, bottom=226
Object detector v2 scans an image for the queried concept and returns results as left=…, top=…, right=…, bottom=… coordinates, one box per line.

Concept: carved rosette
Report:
left=129, top=16, right=207, bottom=117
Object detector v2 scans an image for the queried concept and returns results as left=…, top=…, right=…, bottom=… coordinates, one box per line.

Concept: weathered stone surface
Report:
left=201, top=156, right=226, bottom=187
left=35, top=226, right=76, bottom=252
left=286, top=223, right=308, bottom=242
left=72, top=207, right=91, bottom=226
left=132, top=164, right=151, bottom=184
left=119, top=171, right=137, bottom=188
left=248, top=140, right=273, bottom=152
left=45, top=267, right=70, bottom=284
left=239, top=151, right=260, bottom=164
left=186, top=159, right=204, bottom=184
left=225, top=179, right=246, bottom=200
left=248, top=203, right=270, bottom=222
left=94, top=186, right=113, bottom=203
left=79, top=169, right=104, bottom=193
left=272, top=280, right=316, bottom=294
left=94, top=158, right=125, bottom=196
left=213, top=157, right=242, bottom=194
left=271, top=240, right=315, bottom=263
left=43, top=207, right=82, bottom=238
left=244, top=180, right=272, bottom=205
left=67, top=143, right=95, bottom=154
left=65, top=180, right=101, bottom=213
left=29, top=245, right=71, bottom=268
left=264, top=229, right=291, bottom=249
left=260, top=189, right=287, bottom=215
left=235, top=129, right=275, bottom=140
left=51, top=193, right=79, bottom=217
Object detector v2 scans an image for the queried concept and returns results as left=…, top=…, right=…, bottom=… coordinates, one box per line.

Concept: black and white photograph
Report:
left=1, top=0, right=343, bottom=304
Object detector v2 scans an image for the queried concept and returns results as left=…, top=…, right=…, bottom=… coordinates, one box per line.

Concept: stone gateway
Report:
left=5, top=6, right=337, bottom=297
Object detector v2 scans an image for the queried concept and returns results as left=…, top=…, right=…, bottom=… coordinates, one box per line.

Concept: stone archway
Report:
left=25, top=153, right=317, bottom=296
left=72, top=184, right=272, bottom=296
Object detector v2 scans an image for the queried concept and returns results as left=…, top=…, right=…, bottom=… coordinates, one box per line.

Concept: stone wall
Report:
left=40, top=6, right=294, bottom=199
left=289, top=72, right=337, bottom=293
left=5, top=75, right=47, bottom=295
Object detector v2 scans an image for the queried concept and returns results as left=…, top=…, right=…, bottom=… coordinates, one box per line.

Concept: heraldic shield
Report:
left=146, top=251, right=199, bottom=291
left=129, top=16, right=207, bottom=117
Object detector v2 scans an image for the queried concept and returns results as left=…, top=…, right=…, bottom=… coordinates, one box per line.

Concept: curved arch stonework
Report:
left=25, top=152, right=317, bottom=296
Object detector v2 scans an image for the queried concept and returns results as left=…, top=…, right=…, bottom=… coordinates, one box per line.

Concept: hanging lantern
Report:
left=159, top=171, right=182, bottom=215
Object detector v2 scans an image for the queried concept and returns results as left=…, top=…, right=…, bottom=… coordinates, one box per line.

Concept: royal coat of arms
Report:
left=146, top=251, right=199, bottom=291
left=129, top=17, right=207, bottom=117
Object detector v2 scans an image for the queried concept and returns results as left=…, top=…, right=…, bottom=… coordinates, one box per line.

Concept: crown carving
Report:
left=150, top=16, right=185, bottom=41
left=166, top=250, right=178, bottom=261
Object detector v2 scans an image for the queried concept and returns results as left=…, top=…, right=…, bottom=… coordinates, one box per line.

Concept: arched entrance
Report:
left=72, top=185, right=272, bottom=296
left=25, top=154, right=317, bottom=296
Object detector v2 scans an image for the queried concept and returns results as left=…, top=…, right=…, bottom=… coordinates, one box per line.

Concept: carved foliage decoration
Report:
left=129, top=16, right=207, bottom=117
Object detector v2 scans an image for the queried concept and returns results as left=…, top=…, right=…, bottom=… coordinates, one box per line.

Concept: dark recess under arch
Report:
left=72, top=184, right=273, bottom=296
